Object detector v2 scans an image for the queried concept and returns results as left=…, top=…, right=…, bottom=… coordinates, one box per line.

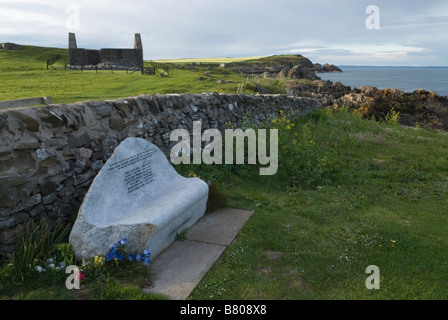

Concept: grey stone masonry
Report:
left=0, top=93, right=321, bottom=254
left=68, top=33, right=143, bottom=70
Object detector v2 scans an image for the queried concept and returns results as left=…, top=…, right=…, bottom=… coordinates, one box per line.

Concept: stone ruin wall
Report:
left=0, top=93, right=321, bottom=254
left=69, top=48, right=143, bottom=69
left=68, top=33, right=144, bottom=70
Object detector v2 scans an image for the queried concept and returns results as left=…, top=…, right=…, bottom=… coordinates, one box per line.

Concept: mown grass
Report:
left=1, top=46, right=448, bottom=300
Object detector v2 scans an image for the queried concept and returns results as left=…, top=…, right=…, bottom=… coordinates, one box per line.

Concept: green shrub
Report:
left=270, top=110, right=334, bottom=189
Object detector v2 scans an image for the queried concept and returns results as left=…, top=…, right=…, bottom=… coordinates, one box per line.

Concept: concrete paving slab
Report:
left=144, top=208, right=254, bottom=300
left=186, top=208, right=254, bottom=246
left=145, top=240, right=226, bottom=300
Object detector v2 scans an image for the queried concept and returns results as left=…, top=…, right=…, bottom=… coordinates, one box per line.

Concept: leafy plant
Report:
left=4, top=220, right=71, bottom=284
left=270, top=109, right=334, bottom=188
left=54, top=243, right=75, bottom=266
left=384, top=107, right=400, bottom=125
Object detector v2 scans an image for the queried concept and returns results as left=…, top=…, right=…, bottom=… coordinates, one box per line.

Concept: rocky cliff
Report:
left=229, top=54, right=341, bottom=81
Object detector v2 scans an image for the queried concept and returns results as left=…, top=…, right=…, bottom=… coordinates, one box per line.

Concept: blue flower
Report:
left=128, top=254, right=135, bottom=262
left=120, top=238, right=127, bottom=246
left=144, top=249, right=151, bottom=256
left=136, top=254, right=142, bottom=262
left=144, top=256, right=151, bottom=266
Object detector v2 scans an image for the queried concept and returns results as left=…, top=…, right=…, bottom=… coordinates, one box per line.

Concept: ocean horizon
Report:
left=318, top=66, right=448, bottom=97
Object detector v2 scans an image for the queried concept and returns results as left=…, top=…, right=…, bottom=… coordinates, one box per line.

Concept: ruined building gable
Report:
left=68, top=33, right=143, bottom=70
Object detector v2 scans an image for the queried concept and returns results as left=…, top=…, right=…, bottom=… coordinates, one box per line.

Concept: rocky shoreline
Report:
left=286, top=79, right=448, bottom=132
left=223, top=54, right=448, bottom=132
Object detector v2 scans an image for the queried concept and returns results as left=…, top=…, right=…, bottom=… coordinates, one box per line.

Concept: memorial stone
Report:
left=69, top=138, right=209, bottom=260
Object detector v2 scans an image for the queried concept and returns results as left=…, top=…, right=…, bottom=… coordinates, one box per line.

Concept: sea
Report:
left=318, top=66, right=448, bottom=97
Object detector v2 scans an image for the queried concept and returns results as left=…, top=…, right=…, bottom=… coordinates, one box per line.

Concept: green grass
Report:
left=1, top=45, right=448, bottom=300
left=155, top=57, right=260, bottom=64
left=0, top=45, right=256, bottom=104
left=181, top=109, right=448, bottom=300
left=229, top=54, right=315, bottom=68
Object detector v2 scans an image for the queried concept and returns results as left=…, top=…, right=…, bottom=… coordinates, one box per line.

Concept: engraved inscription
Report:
left=108, top=148, right=157, bottom=172
left=108, top=148, right=156, bottom=194
left=124, top=163, right=155, bottom=194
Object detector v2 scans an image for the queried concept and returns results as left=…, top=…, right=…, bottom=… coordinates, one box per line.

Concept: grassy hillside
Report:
left=1, top=45, right=448, bottom=300
left=0, top=45, right=252, bottom=104
left=187, top=108, right=448, bottom=300
left=0, top=45, right=69, bottom=71
left=228, top=54, right=315, bottom=68
left=158, top=55, right=314, bottom=68
left=155, top=57, right=259, bottom=64
left=0, top=47, right=322, bottom=105
left=2, top=107, right=448, bottom=300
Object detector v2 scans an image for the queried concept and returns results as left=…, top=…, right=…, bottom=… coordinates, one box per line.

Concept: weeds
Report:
left=3, top=220, right=71, bottom=285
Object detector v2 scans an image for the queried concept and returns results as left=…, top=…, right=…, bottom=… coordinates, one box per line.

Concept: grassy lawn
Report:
left=1, top=46, right=447, bottom=300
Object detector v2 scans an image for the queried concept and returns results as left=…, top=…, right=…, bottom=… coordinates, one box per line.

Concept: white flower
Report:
left=59, top=262, right=66, bottom=269
left=49, top=263, right=55, bottom=269
left=35, top=266, right=44, bottom=273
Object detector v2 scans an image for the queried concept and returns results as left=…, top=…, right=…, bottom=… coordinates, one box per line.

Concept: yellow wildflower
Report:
left=94, top=256, right=106, bottom=267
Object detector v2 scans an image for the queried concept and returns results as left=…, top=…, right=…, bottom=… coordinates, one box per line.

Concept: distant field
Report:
left=0, top=46, right=317, bottom=105
left=0, top=45, right=258, bottom=105
left=155, top=57, right=260, bottom=64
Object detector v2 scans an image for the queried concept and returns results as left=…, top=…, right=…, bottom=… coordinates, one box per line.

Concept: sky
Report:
left=0, top=0, right=447, bottom=66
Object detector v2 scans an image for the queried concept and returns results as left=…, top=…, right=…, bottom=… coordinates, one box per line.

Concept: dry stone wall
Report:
left=0, top=93, right=321, bottom=254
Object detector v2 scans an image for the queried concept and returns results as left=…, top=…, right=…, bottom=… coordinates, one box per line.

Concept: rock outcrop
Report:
left=230, top=55, right=341, bottom=81
left=285, top=79, right=448, bottom=131
left=333, top=87, right=448, bottom=131
left=0, top=43, right=21, bottom=50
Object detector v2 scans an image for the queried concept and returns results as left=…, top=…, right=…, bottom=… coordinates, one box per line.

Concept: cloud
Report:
left=0, top=0, right=447, bottom=65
